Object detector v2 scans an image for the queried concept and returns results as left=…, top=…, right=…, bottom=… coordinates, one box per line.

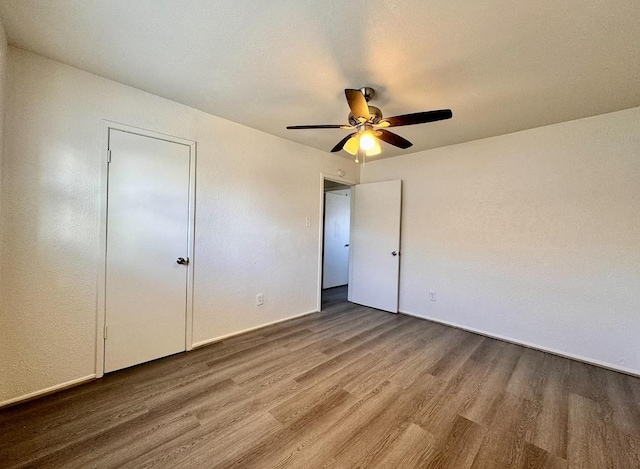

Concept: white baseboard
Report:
left=0, top=374, right=97, bottom=409
left=191, top=309, right=320, bottom=349
left=399, top=310, right=640, bottom=379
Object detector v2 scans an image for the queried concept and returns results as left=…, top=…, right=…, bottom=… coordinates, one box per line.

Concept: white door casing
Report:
left=323, top=190, right=351, bottom=289
left=104, top=128, right=193, bottom=373
left=348, top=180, right=402, bottom=313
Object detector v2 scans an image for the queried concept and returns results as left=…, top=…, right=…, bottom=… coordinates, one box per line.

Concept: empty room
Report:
left=0, top=1, right=638, bottom=468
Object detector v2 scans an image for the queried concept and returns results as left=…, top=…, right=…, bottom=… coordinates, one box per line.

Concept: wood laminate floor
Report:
left=2, top=286, right=639, bottom=468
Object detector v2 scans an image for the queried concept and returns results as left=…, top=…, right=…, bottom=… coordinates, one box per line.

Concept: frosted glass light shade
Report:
left=365, top=139, right=382, bottom=156
left=344, top=136, right=360, bottom=155
left=359, top=132, right=376, bottom=151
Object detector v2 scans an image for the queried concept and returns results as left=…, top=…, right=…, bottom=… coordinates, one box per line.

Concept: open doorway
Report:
left=320, top=179, right=352, bottom=310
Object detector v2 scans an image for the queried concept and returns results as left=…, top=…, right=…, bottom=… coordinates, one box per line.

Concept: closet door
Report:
left=104, top=129, right=191, bottom=372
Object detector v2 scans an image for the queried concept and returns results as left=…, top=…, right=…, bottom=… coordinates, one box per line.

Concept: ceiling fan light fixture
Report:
left=365, top=138, right=382, bottom=157
left=359, top=131, right=376, bottom=151
left=344, top=136, right=360, bottom=155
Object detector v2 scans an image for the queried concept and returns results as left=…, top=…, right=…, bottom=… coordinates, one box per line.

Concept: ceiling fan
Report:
left=286, top=87, right=452, bottom=162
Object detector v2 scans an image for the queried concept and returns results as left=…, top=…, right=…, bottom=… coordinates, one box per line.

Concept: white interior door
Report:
left=323, top=190, right=351, bottom=289
left=348, top=180, right=402, bottom=313
left=105, top=129, right=191, bottom=372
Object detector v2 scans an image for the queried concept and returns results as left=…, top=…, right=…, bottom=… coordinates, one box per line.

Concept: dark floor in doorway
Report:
left=321, top=285, right=347, bottom=310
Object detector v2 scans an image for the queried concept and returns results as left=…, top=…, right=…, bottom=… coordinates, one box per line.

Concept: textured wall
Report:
left=0, top=48, right=358, bottom=403
left=0, top=21, right=6, bottom=308
left=362, top=107, right=640, bottom=374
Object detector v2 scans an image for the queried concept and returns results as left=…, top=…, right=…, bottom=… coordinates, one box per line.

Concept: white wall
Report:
left=362, top=107, right=640, bottom=375
left=0, top=48, right=358, bottom=404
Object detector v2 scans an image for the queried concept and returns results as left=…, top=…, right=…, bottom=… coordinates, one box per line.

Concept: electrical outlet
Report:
left=429, top=291, right=436, bottom=301
left=256, top=293, right=264, bottom=306
left=305, top=217, right=311, bottom=227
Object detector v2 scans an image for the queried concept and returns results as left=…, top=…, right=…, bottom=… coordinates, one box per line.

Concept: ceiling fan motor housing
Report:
left=348, top=106, right=383, bottom=126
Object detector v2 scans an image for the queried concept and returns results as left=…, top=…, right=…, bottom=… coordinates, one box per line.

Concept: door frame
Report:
left=316, top=172, right=357, bottom=312
left=96, top=120, right=197, bottom=378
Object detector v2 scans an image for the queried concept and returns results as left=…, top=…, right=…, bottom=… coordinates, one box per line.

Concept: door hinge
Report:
left=107, top=150, right=112, bottom=163
left=103, top=325, right=108, bottom=340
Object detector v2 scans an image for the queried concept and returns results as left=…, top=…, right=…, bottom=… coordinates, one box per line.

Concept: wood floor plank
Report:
left=144, top=376, right=237, bottom=415
left=217, top=388, right=357, bottom=468
left=523, top=442, right=568, bottom=469
left=0, top=397, right=149, bottom=467
left=341, top=322, right=445, bottom=398
left=174, top=413, right=282, bottom=469
left=284, top=312, right=392, bottom=351
left=413, top=339, right=509, bottom=440
left=292, top=317, right=418, bottom=386
left=230, top=349, right=328, bottom=386
left=193, top=377, right=303, bottom=425
left=319, top=314, right=412, bottom=358
left=0, top=380, right=132, bottom=447
left=286, top=336, right=341, bottom=354
left=138, top=369, right=233, bottom=411
left=531, top=354, right=571, bottom=460
left=424, top=415, right=486, bottom=469
left=334, top=373, right=444, bottom=468
left=127, top=412, right=281, bottom=469
left=568, top=391, right=640, bottom=469
left=205, top=344, right=294, bottom=381
left=386, top=325, right=464, bottom=389
left=603, top=368, right=640, bottom=436
left=2, top=286, right=640, bottom=468
left=269, top=382, right=353, bottom=427
left=274, top=380, right=404, bottom=469
left=21, top=412, right=201, bottom=469
left=502, top=347, right=571, bottom=459
left=329, top=311, right=398, bottom=342
left=425, top=330, right=485, bottom=379
left=458, top=341, right=523, bottom=428
left=372, top=423, right=437, bottom=469
left=121, top=380, right=300, bottom=468
left=470, top=392, right=539, bottom=468
left=306, top=304, right=374, bottom=333
left=567, top=392, right=609, bottom=469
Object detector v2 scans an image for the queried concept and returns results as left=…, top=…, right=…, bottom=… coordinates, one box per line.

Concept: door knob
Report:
left=177, top=257, right=189, bottom=265
left=391, top=251, right=398, bottom=256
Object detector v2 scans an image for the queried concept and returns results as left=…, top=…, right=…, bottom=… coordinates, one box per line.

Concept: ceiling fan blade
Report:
left=331, top=133, right=357, bottom=152
left=384, top=109, right=452, bottom=127
left=377, top=129, right=413, bottom=149
left=287, top=124, right=346, bottom=129
left=345, top=89, right=370, bottom=121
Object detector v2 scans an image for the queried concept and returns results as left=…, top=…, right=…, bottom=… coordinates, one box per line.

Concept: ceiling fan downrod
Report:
left=359, top=87, right=376, bottom=102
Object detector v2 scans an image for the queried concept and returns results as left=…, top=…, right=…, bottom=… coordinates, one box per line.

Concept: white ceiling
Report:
left=1, top=0, right=639, bottom=160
